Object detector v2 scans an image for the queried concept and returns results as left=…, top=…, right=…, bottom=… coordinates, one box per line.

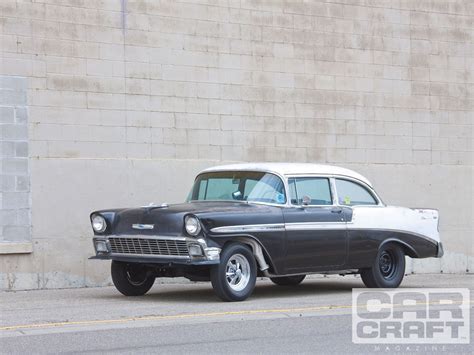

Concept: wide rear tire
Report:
left=270, top=275, right=306, bottom=286
left=360, top=243, right=405, bottom=288
left=111, top=261, right=155, bottom=296
left=210, top=243, right=257, bottom=302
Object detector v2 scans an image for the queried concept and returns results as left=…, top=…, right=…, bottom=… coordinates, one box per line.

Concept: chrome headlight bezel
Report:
left=91, top=214, right=107, bottom=233
left=184, top=215, right=201, bottom=236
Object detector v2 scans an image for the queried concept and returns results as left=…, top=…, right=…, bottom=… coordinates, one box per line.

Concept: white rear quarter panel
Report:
left=350, top=206, right=440, bottom=243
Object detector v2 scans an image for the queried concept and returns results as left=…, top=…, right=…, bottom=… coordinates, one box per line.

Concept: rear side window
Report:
left=336, top=179, right=377, bottom=206
left=288, top=177, right=332, bottom=205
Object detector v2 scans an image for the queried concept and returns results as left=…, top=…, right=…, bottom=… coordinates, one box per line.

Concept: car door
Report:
left=283, top=176, right=348, bottom=272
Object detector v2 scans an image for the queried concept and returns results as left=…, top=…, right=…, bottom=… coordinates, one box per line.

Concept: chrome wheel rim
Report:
left=225, top=254, right=250, bottom=292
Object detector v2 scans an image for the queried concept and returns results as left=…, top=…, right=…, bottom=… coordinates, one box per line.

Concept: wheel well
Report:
left=221, top=237, right=274, bottom=272
left=381, top=239, right=418, bottom=258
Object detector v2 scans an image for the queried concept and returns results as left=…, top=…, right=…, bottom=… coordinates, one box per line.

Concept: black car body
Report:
left=90, top=163, right=443, bottom=301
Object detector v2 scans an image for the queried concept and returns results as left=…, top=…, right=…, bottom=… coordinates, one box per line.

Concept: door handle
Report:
left=331, top=207, right=343, bottom=214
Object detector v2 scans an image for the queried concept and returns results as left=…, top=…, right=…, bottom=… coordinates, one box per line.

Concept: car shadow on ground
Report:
left=117, top=278, right=366, bottom=303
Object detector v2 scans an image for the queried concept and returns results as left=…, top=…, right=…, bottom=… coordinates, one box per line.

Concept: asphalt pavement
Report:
left=1, top=273, right=472, bottom=354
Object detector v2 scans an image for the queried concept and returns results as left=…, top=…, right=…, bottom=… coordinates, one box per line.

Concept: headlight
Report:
left=185, top=215, right=201, bottom=236
left=92, top=214, right=107, bottom=233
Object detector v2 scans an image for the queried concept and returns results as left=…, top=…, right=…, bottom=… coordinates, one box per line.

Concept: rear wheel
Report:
left=360, top=243, right=405, bottom=288
left=270, top=275, right=306, bottom=286
left=111, top=261, right=155, bottom=296
left=210, top=243, right=257, bottom=302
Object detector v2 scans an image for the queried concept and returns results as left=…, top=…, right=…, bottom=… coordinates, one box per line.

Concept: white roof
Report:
left=200, top=163, right=372, bottom=187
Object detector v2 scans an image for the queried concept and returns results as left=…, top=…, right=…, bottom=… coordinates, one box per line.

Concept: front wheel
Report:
left=210, top=243, right=257, bottom=302
left=360, top=243, right=405, bottom=288
left=111, top=261, right=155, bottom=296
left=270, top=275, right=306, bottom=286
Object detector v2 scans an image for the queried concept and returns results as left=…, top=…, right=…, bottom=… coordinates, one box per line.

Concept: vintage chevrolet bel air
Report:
left=90, top=163, right=443, bottom=301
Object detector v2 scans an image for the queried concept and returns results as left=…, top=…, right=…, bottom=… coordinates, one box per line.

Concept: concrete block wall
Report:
left=0, top=76, right=31, bottom=244
left=0, top=0, right=472, bottom=289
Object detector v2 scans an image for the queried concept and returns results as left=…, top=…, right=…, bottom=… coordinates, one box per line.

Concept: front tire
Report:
left=111, top=261, right=155, bottom=296
left=360, top=243, right=405, bottom=288
left=210, top=243, right=257, bottom=302
left=270, top=275, right=306, bottom=286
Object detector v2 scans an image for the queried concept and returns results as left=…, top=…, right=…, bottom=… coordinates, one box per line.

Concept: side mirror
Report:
left=232, top=191, right=242, bottom=200
left=302, top=195, right=311, bottom=206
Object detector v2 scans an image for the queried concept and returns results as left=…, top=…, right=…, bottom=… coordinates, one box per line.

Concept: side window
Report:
left=336, top=179, right=377, bottom=206
left=289, top=177, right=332, bottom=205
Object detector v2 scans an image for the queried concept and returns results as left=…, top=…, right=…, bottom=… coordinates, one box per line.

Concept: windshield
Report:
left=188, top=171, right=287, bottom=205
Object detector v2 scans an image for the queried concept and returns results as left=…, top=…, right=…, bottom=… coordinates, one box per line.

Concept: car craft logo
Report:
left=352, top=288, right=470, bottom=344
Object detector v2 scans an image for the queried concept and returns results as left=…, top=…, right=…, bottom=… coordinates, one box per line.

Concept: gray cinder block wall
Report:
left=0, top=77, right=31, bottom=244
left=0, top=0, right=472, bottom=289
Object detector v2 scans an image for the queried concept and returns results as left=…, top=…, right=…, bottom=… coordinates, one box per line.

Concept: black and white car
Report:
left=90, top=163, right=443, bottom=302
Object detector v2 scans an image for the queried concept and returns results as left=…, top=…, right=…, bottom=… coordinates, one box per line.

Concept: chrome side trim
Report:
left=263, top=269, right=359, bottom=278
left=210, top=223, right=285, bottom=233
left=285, top=222, right=346, bottom=231
left=211, top=224, right=438, bottom=245
left=211, top=222, right=348, bottom=233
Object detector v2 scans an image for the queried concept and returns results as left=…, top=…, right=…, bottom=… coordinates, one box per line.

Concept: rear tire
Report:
left=210, top=243, right=257, bottom=302
left=270, top=275, right=306, bottom=286
left=111, top=261, right=155, bottom=296
left=360, top=243, right=405, bottom=288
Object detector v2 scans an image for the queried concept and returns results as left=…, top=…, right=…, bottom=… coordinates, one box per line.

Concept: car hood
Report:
left=95, top=202, right=282, bottom=236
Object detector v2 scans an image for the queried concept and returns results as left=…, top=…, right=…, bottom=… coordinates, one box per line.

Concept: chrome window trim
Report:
left=283, top=172, right=370, bottom=188
left=246, top=200, right=289, bottom=208
left=187, top=172, right=384, bottom=209
left=201, top=164, right=374, bottom=187
left=188, top=170, right=290, bottom=207
left=186, top=199, right=289, bottom=208
left=332, top=176, right=384, bottom=207
left=330, top=177, right=339, bottom=205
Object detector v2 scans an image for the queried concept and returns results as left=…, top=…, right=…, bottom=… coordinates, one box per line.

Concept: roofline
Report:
left=198, top=163, right=373, bottom=187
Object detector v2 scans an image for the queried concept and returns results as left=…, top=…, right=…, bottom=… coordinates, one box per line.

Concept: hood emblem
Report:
left=132, top=224, right=155, bottom=230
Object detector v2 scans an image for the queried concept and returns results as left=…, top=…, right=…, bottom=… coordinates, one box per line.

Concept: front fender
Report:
left=206, top=233, right=284, bottom=274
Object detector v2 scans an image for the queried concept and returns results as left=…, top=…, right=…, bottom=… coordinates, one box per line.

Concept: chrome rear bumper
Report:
left=436, top=242, right=444, bottom=258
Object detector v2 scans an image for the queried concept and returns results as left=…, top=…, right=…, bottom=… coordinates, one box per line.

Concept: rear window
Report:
left=335, top=179, right=377, bottom=206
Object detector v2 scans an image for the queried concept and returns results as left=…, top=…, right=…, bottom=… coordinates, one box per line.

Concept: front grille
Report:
left=108, top=237, right=189, bottom=258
